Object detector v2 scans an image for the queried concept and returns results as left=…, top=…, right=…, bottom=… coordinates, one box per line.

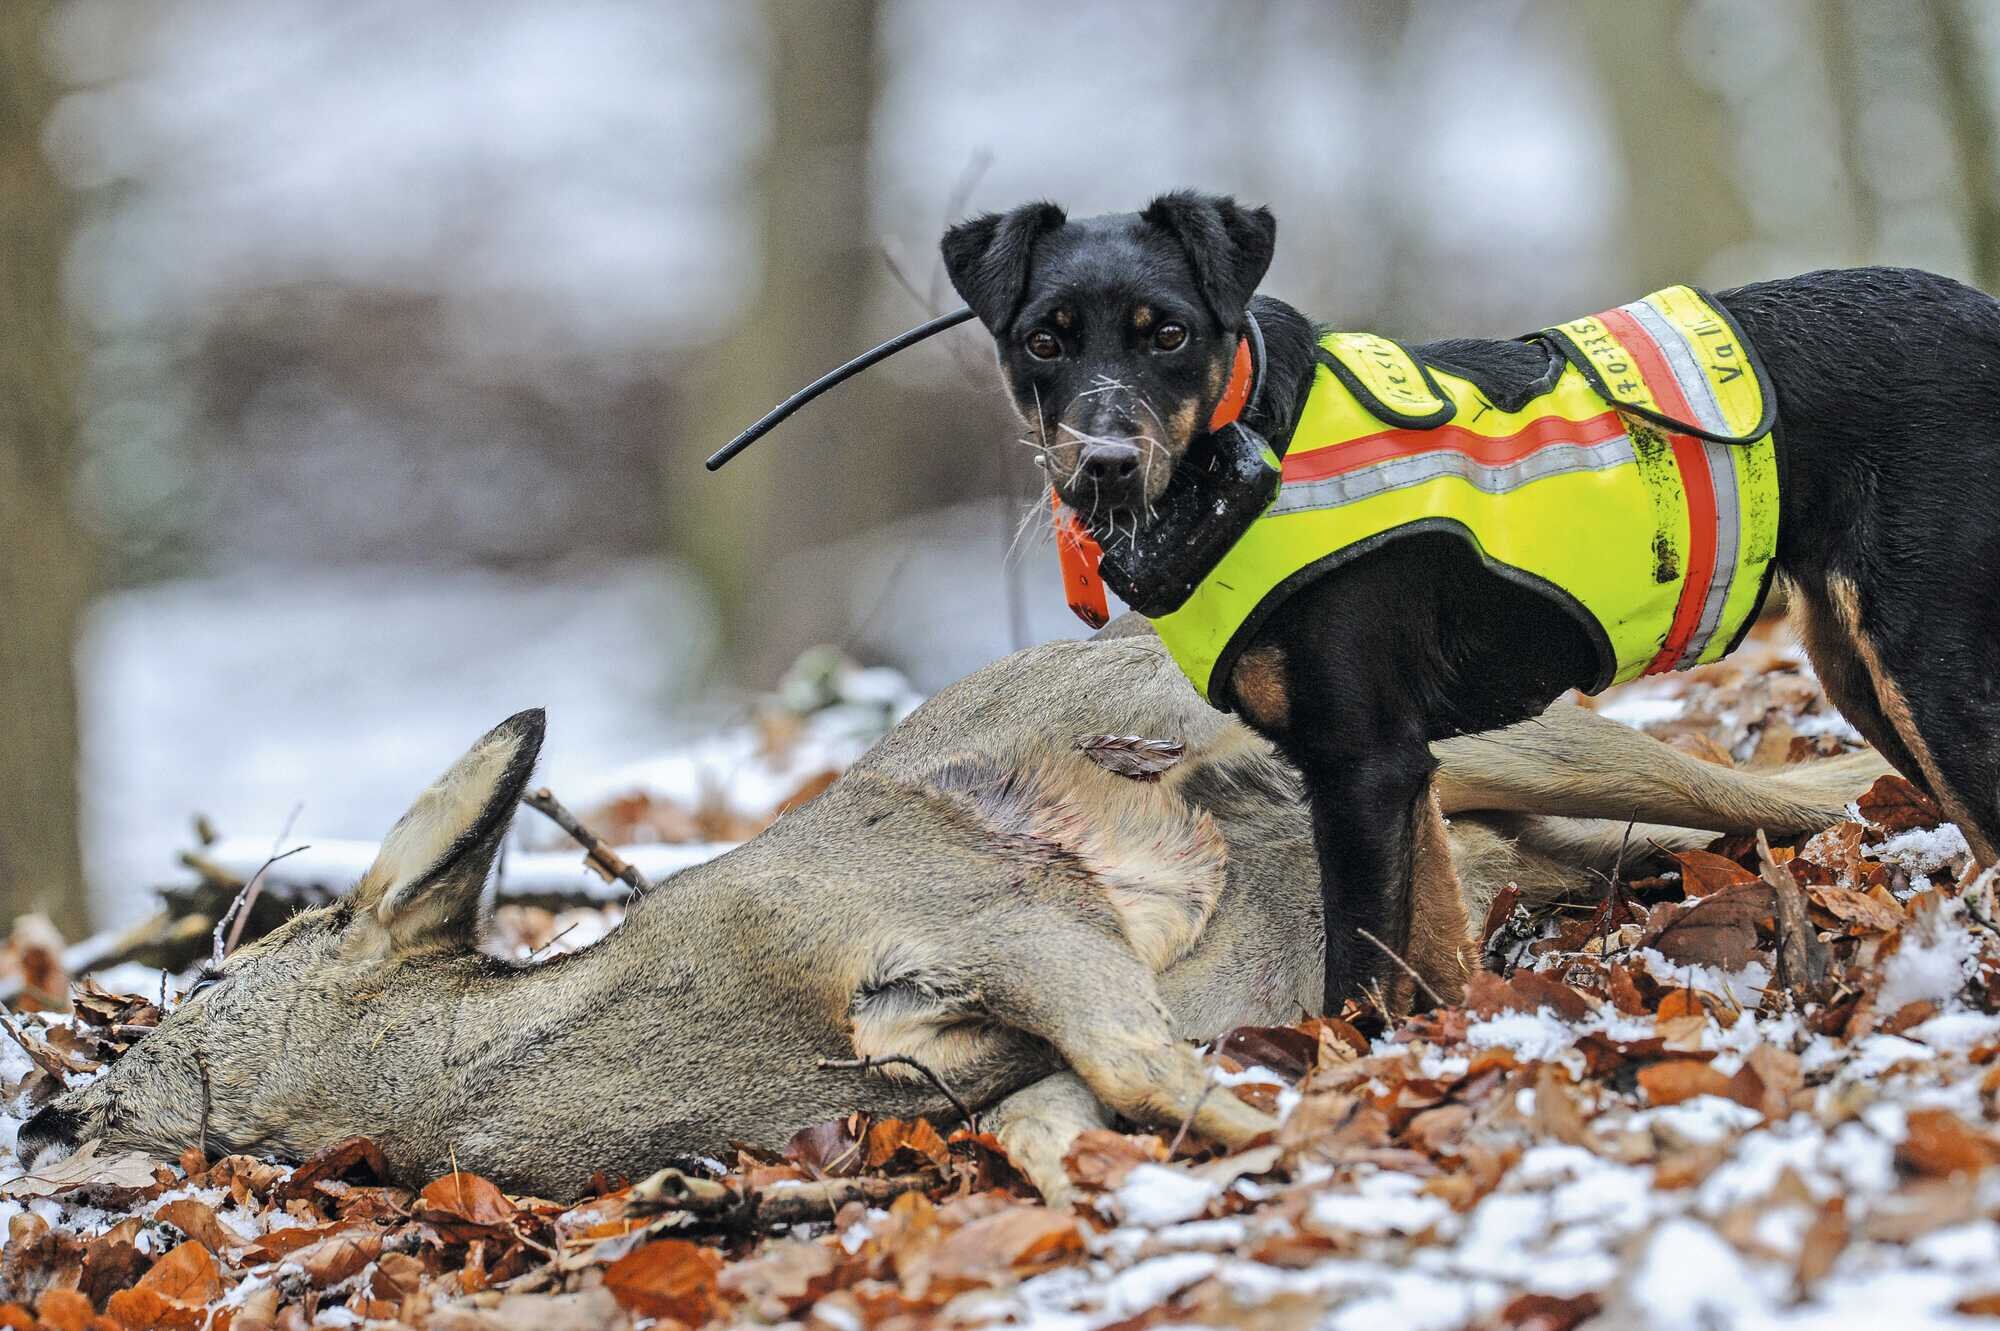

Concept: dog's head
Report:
left=941, top=191, right=1275, bottom=526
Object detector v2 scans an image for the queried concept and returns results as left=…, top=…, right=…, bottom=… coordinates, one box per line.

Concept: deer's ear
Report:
left=352, top=709, right=544, bottom=954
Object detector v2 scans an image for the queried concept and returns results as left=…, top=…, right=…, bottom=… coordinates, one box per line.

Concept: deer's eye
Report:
left=1153, top=323, right=1188, bottom=352
left=186, top=968, right=222, bottom=1000
left=1025, top=329, right=1062, bottom=361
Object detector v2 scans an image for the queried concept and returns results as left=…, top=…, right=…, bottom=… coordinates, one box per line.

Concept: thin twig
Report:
left=817, top=1053, right=978, bottom=1133
left=1168, top=1066, right=1219, bottom=1159
left=193, top=1049, right=212, bottom=1162
left=1355, top=927, right=1446, bottom=1010
left=521, top=788, right=652, bottom=894
left=1591, top=812, right=1641, bottom=963
left=527, top=922, right=582, bottom=963
left=212, top=845, right=311, bottom=965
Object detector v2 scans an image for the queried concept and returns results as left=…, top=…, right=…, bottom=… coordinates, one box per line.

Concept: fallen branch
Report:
left=522, top=787, right=653, bottom=894
left=1355, top=926, right=1446, bottom=1010
left=817, top=1053, right=977, bottom=1133
left=630, top=1166, right=930, bottom=1227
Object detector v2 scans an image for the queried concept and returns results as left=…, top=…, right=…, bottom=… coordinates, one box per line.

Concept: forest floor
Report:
left=4, top=622, right=2000, bottom=1330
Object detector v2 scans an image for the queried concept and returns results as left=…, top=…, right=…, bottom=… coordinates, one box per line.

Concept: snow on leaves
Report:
left=4, top=629, right=2000, bottom=1327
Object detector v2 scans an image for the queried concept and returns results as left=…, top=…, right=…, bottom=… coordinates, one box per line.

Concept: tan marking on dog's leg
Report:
left=1791, top=578, right=1921, bottom=779
left=1403, top=787, right=1471, bottom=1009
left=984, top=1071, right=1111, bottom=1207
left=1228, top=645, right=1291, bottom=731
left=1827, top=575, right=1997, bottom=863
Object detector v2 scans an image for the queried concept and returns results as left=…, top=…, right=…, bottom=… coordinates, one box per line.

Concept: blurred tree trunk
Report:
left=672, top=0, right=882, bottom=671
left=1937, top=0, right=2000, bottom=289
left=0, top=3, right=91, bottom=939
left=1576, top=3, right=1749, bottom=286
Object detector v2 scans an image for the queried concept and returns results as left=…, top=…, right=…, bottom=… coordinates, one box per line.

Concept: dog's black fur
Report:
left=944, top=191, right=2000, bottom=1008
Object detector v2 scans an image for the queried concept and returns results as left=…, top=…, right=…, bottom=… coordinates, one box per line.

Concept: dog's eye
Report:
left=1154, top=323, right=1188, bottom=352
left=1024, top=329, right=1062, bottom=361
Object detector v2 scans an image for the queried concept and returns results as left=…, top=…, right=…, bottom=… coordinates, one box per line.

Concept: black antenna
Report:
left=705, top=306, right=976, bottom=471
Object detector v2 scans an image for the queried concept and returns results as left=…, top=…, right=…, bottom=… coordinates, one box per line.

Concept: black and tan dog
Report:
left=942, top=191, right=2000, bottom=1008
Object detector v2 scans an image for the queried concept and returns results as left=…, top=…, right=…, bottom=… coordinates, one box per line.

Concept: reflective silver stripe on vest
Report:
left=1620, top=296, right=1743, bottom=667
left=1268, top=435, right=1638, bottom=517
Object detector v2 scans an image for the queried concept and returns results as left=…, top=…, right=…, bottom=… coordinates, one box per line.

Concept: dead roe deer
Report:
left=17, top=623, right=1885, bottom=1202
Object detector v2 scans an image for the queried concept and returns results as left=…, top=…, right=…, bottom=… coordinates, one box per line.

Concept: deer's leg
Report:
left=985, top=1071, right=1112, bottom=1207
left=1432, top=701, right=1892, bottom=833
left=976, top=921, right=1276, bottom=1150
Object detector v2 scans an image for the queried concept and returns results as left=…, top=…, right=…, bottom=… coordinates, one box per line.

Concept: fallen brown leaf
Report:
left=1637, top=1060, right=1737, bottom=1108
left=275, top=1135, right=393, bottom=1201
left=33, top=1289, right=93, bottom=1331
left=1674, top=849, right=1759, bottom=898
left=1858, top=774, right=1944, bottom=833
left=421, top=1170, right=518, bottom=1226
left=135, top=1240, right=221, bottom=1305
left=603, top=1237, right=723, bottom=1323
left=864, top=1117, right=951, bottom=1172
left=1897, top=1108, right=2000, bottom=1179
left=1215, top=1025, right=1319, bottom=1082
left=1064, top=1129, right=1168, bottom=1191
left=906, top=1205, right=1083, bottom=1298
left=153, top=1197, right=248, bottom=1255
left=1808, top=883, right=1905, bottom=934
left=786, top=1115, right=868, bottom=1179
left=1641, top=885, right=1773, bottom=970
left=77, top=1234, right=150, bottom=1309
left=0, top=1140, right=164, bottom=1203
left=1495, top=1290, right=1603, bottom=1330
left=287, top=1229, right=384, bottom=1287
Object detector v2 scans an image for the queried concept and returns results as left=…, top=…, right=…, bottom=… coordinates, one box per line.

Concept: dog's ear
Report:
left=1140, top=192, right=1276, bottom=326
left=941, top=201, right=1068, bottom=335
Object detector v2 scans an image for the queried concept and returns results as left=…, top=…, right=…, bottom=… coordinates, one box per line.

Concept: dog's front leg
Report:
left=1231, top=624, right=1445, bottom=1014
left=1295, top=740, right=1440, bottom=1012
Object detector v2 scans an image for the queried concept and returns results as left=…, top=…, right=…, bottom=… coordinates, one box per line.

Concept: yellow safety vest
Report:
left=1152, top=285, right=1782, bottom=705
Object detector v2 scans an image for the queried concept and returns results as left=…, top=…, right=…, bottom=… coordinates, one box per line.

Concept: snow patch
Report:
left=1110, top=1165, right=1222, bottom=1227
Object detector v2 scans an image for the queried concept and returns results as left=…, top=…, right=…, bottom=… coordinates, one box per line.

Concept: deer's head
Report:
left=17, top=709, right=545, bottom=1170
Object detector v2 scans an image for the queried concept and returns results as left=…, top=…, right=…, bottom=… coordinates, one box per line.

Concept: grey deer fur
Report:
left=22, top=624, right=1886, bottom=1202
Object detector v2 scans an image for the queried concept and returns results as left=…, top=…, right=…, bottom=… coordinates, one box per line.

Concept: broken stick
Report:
left=817, top=1053, right=977, bottom=1132
left=521, top=787, right=653, bottom=894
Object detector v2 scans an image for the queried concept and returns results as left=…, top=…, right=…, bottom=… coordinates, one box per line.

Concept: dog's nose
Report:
left=16, top=1102, right=81, bottom=1164
left=1080, top=441, right=1142, bottom=485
